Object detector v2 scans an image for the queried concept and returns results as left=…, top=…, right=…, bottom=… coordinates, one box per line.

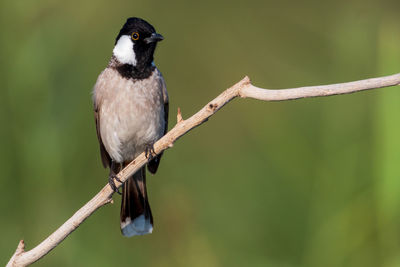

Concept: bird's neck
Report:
left=109, top=56, right=155, bottom=80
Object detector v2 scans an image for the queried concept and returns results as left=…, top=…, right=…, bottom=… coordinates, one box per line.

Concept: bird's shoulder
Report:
left=92, top=67, right=121, bottom=107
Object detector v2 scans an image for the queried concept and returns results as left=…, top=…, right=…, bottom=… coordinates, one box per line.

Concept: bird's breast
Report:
left=96, top=68, right=165, bottom=162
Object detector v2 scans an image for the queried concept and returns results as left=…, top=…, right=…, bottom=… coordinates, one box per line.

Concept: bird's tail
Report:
left=120, top=166, right=153, bottom=237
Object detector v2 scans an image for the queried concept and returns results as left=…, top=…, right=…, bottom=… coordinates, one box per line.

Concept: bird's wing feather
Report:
left=147, top=73, right=168, bottom=174
left=93, top=80, right=112, bottom=168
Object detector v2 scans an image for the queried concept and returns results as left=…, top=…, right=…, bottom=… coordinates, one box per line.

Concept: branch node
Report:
left=177, top=107, right=183, bottom=123
left=16, top=240, right=25, bottom=255
left=7, top=240, right=26, bottom=267
left=243, top=75, right=251, bottom=84
left=207, top=103, right=218, bottom=112
left=238, top=76, right=252, bottom=98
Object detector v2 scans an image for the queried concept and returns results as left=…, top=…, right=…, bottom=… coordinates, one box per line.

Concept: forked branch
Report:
left=7, top=73, right=400, bottom=266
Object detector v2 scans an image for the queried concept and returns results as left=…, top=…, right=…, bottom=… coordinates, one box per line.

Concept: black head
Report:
left=112, top=17, right=163, bottom=78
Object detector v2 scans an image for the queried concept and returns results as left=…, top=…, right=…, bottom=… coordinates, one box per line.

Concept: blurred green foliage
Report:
left=1, top=0, right=400, bottom=266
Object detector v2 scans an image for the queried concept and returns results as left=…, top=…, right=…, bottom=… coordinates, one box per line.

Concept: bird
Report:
left=92, top=17, right=168, bottom=237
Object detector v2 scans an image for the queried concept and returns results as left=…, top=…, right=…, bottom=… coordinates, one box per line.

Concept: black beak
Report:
left=144, top=33, right=164, bottom=44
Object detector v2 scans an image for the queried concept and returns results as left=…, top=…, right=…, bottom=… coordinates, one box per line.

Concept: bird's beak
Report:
left=144, top=33, right=164, bottom=44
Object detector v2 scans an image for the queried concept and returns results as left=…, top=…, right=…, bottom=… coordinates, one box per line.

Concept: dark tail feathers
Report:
left=120, top=167, right=153, bottom=237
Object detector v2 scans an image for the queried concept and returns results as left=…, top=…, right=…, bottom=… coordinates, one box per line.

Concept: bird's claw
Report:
left=108, top=173, right=122, bottom=195
left=145, top=144, right=156, bottom=160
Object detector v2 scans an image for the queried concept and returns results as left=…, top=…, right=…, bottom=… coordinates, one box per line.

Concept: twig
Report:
left=7, top=73, right=400, bottom=266
left=177, top=107, right=183, bottom=123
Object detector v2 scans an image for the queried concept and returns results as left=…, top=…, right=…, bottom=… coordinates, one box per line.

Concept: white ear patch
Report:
left=113, top=35, right=137, bottom=65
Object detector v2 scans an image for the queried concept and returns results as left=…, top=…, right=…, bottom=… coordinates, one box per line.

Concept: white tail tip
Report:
left=121, top=214, right=153, bottom=237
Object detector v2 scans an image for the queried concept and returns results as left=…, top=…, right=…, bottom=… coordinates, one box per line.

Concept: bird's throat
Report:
left=109, top=57, right=155, bottom=80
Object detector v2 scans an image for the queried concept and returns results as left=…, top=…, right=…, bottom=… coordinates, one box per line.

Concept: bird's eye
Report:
left=131, top=32, right=139, bottom=41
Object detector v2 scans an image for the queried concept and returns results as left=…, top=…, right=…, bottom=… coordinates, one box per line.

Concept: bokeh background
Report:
left=1, top=0, right=400, bottom=266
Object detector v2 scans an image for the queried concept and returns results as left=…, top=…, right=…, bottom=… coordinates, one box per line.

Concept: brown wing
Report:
left=147, top=76, right=169, bottom=174
left=94, top=103, right=111, bottom=168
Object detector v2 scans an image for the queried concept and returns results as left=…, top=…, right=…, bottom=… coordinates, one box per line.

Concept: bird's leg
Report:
left=144, top=143, right=156, bottom=160
left=109, top=161, right=122, bottom=195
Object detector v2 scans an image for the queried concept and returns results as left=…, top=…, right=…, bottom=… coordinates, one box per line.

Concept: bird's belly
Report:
left=99, top=81, right=164, bottom=163
left=118, top=105, right=164, bottom=160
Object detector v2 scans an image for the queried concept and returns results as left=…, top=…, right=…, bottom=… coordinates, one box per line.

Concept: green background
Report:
left=1, top=0, right=400, bottom=266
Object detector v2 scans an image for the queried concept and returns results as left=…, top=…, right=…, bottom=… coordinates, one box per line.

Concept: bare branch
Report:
left=7, top=72, right=400, bottom=266
left=239, top=73, right=400, bottom=101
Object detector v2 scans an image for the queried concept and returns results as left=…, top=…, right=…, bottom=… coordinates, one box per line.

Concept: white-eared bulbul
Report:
left=93, top=17, right=168, bottom=237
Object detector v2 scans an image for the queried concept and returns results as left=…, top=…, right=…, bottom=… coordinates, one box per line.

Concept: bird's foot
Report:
left=144, top=143, right=156, bottom=160
left=108, top=173, right=122, bottom=195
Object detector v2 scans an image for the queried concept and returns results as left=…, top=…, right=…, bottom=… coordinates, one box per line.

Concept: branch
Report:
left=7, top=72, right=400, bottom=266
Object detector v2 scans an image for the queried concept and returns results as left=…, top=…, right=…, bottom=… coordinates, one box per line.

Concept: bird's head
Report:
left=113, top=17, right=164, bottom=68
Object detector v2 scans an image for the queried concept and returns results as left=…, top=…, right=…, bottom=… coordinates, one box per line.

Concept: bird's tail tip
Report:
left=121, top=214, right=153, bottom=237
